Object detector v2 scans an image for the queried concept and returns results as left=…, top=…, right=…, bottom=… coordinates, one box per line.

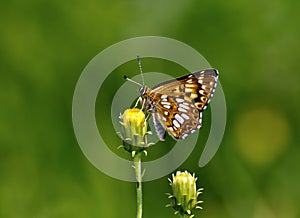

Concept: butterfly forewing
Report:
left=142, top=69, right=219, bottom=140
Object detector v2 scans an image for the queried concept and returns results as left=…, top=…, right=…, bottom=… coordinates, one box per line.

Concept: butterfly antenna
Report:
left=123, top=75, right=143, bottom=87
left=137, top=55, right=145, bottom=86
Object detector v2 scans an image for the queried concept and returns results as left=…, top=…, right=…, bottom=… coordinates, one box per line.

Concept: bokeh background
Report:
left=1, top=0, right=300, bottom=217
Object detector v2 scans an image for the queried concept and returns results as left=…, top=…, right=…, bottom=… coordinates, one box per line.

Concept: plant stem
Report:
left=134, top=153, right=143, bottom=218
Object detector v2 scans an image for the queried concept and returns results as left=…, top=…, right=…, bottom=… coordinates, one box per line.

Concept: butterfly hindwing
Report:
left=152, top=113, right=166, bottom=140
left=153, top=95, right=202, bottom=140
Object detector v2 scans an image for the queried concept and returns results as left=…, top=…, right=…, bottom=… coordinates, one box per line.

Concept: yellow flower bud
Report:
left=119, top=108, right=149, bottom=154
left=122, top=108, right=147, bottom=137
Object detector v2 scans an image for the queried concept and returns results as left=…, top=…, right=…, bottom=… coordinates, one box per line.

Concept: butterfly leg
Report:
left=145, top=113, right=151, bottom=121
left=140, top=97, right=146, bottom=110
left=134, top=97, right=142, bottom=108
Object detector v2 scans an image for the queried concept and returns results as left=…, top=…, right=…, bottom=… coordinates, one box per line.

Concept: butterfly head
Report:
left=138, top=85, right=152, bottom=106
left=138, top=85, right=148, bottom=96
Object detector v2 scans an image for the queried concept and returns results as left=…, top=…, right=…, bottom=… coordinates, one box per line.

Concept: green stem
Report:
left=134, top=153, right=143, bottom=218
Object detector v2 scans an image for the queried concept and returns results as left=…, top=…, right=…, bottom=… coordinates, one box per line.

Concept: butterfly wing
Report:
left=150, top=69, right=218, bottom=140
left=152, top=113, right=166, bottom=140
left=152, top=96, right=202, bottom=140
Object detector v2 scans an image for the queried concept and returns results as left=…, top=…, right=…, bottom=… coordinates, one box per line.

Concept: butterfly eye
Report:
left=139, top=86, right=147, bottom=95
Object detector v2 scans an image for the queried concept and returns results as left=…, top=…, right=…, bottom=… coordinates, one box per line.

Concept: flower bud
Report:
left=119, top=108, right=149, bottom=154
left=167, top=171, right=203, bottom=217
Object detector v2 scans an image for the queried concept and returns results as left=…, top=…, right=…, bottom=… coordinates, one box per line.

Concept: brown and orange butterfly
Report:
left=125, top=56, right=219, bottom=141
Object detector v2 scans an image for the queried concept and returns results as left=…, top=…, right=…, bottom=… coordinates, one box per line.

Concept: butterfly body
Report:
left=139, top=69, right=219, bottom=141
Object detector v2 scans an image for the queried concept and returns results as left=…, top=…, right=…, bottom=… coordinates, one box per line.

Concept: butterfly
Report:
left=125, top=56, right=219, bottom=141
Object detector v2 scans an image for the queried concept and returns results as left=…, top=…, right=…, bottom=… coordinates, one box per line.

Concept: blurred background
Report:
left=1, top=0, right=300, bottom=217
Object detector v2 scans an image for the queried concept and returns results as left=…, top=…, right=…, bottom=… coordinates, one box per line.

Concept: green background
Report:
left=1, top=0, right=300, bottom=217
